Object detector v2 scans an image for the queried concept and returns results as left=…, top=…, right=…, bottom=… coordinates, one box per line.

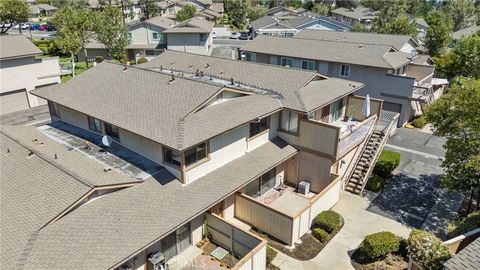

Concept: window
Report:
left=280, top=110, right=298, bottom=133
left=127, top=32, right=132, bottom=40
left=184, top=142, right=208, bottom=167
left=301, top=60, right=315, bottom=70
left=87, top=116, right=102, bottom=133
left=330, top=98, right=344, bottom=122
left=340, top=64, right=350, bottom=77
left=281, top=57, right=293, bottom=67
left=145, top=49, right=162, bottom=56
left=245, top=168, right=276, bottom=198
left=152, top=32, right=162, bottom=41
left=163, top=147, right=181, bottom=167
left=104, top=123, right=120, bottom=141
left=245, top=52, right=256, bottom=62
left=48, top=101, right=60, bottom=118
left=249, top=117, right=269, bottom=138
left=199, top=33, right=207, bottom=47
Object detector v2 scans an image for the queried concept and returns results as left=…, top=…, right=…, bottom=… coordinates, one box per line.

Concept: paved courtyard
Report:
left=0, top=105, right=51, bottom=126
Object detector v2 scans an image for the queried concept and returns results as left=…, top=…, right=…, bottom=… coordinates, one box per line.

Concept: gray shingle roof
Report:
left=331, top=7, right=377, bottom=20
left=452, top=25, right=480, bottom=40
left=164, top=17, right=214, bottom=33
left=29, top=4, right=58, bottom=14
left=241, top=35, right=409, bottom=69
left=0, top=35, right=42, bottom=60
left=142, top=16, right=175, bottom=29
left=295, top=29, right=417, bottom=51
left=444, top=237, right=480, bottom=270
left=21, top=138, right=297, bottom=269
left=0, top=130, right=92, bottom=269
left=141, top=50, right=362, bottom=112
left=250, top=16, right=285, bottom=30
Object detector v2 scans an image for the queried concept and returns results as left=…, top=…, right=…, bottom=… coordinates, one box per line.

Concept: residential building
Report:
left=7, top=50, right=396, bottom=269
left=81, top=16, right=213, bottom=62
left=29, top=4, right=58, bottom=22
left=158, top=0, right=222, bottom=22
left=240, top=30, right=446, bottom=126
left=249, top=14, right=351, bottom=38
left=452, top=25, right=480, bottom=41
left=0, top=35, right=61, bottom=114
left=331, top=7, right=378, bottom=27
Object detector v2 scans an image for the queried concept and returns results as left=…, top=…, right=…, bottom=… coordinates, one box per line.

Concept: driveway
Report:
left=272, top=192, right=411, bottom=270
left=0, top=105, right=51, bottom=126
left=369, top=128, right=463, bottom=239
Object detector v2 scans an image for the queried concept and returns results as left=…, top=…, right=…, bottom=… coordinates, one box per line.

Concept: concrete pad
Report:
left=270, top=191, right=310, bottom=217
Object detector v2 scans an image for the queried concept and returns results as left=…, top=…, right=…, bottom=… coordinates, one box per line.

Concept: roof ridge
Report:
left=0, top=129, right=95, bottom=188
left=300, top=29, right=411, bottom=39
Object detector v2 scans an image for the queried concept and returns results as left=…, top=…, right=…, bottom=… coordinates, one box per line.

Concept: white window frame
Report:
left=152, top=32, right=161, bottom=41
left=340, top=64, right=350, bottom=77
left=281, top=57, right=293, bottom=67
left=280, top=110, right=298, bottom=133
left=301, top=60, right=315, bottom=71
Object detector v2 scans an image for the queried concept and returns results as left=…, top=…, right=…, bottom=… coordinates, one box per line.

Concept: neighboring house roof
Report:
left=0, top=35, right=42, bottom=60
left=241, top=35, right=410, bottom=69
left=452, top=25, right=480, bottom=40
left=164, top=17, right=214, bottom=33
left=20, top=137, right=297, bottom=269
left=331, top=7, right=377, bottom=21
left=210, top=2, right=224, bottom=13
left=138, top=15, right=175, bottom=29
left=250, top=16, right=293, bottom=30
left=415, top=17, right=429, bottom=29
left=444, top=237, right=480, bottom=270
left=29, top=4, right=58, bottom=14
left=199, top=8, right=222, bottom=19
left=295, top=29, right=418, bottom=51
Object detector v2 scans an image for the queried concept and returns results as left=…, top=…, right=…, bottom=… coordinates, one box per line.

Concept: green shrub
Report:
left=38, top=46, right=49, bottom=55
left=373, top=150, right=400, bottom=178
left=366, top=174, right=385, bottom=192
left=412, top=116, right=427, bottom=128
left=32, top=39, right=53, bottom=46
left=266, top=245, right=277, bottom=264
left=312, top=228, right=330, bottom=243
left=359, top=231, right=400, bottom=259
left=407, top=229, right=451, bottom=270
left=448, top=211, right=480, bottom=237
left=137, top=57, right=148, bottom=64
left=314, top=210, right=342, bottom=233
left=95, top=56, right=104, bottom=63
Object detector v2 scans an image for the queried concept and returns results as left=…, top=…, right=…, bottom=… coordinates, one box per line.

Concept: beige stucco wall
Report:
left=298, top=151, right=333, bottom=193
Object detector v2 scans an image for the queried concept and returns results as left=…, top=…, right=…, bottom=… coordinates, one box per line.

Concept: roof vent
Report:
left=160, top=65, right=163, bottom=71
left=205, top=63, right=210, bottom=69
left=6, top=148, right=10, bottom=153
left=358, top=44, right=364, bottom=48
left=54, top=153, right=58, bottom=159
left=219, top=70, right=224, bottom=75
left=27, top=149, right=35, bottom=158
left=122, top=63, right=128, bottom=72
left=195, top=69, right=200, bottom=76
left=169, top=73, right=176, bottom=84
left=103, top=168, right=112, bottom=173
left=230, top=78, right=234, bottom=85
left=188, top=64, right=194, bottom=69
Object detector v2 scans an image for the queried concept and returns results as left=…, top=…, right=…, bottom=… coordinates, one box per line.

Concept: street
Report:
left=6, top=29, right=56, bottom=40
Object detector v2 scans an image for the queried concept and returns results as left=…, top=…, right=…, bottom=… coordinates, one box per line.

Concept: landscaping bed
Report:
left=252, top=210, right=344, bottom=261
left=197, top=239, right=238, bottom=269
left=351, top=234, right=408, bottom=270
left=365, top=150, right=401, bottom=193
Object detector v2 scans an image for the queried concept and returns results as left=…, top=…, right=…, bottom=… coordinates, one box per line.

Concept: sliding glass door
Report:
left=245, top=168, right=276, bottom=198
left=161, top=224, right=191, bottom=261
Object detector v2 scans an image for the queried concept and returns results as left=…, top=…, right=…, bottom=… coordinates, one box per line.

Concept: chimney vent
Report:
left=54, top=154, right=58, bottom=159
left=27, top=149, right=35, bottom=158
left=230, top=78, right=234, bottom=85
left=205, top=63, right=210, bottom=69
left=7, top=148, right=10, bottom=153
left=169, top=73, right=176, bottom=84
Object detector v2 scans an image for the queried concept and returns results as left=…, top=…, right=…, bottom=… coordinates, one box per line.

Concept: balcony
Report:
left=278, top=95, right=381, bottom=160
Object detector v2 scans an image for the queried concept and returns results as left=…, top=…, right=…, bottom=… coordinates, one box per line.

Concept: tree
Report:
left=376, top=16, right=418, bottom=36
left=52, top=6, right=95, bottom=72
left=0, top=0, right=29, bottom=33
left=373, top=0, right=417, bottom=36
left=442, top=0, right=475, bottom=31
left=248, top=4, right=267, bottom=22
left=425, top=80, right=480, bottom=214
left=351, top=23, right=369, bottom=32
left=286, top=0, right=302, bottom=8
left=312, top=3, right=330, bottom=16
left=435, top=35, right=480, bottom=79
left=224, top=0, right=251, bottom=29
left=175, top=4, right=196, bottom=21
left=335, top=0, right=358, bottom=9
left=95, top=6, right=130, bottom=60
left=138, top=0, right=159, bottom=19
left=424, top=11, right=453, bottom=56
left=302, top=1, right=315, bottom=11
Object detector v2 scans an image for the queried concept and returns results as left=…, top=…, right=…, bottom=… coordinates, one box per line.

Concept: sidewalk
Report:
left=272, top=191, right=412, bottom=270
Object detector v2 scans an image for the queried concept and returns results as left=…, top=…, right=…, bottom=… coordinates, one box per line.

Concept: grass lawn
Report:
left=61, top=62, right=93, bottom=83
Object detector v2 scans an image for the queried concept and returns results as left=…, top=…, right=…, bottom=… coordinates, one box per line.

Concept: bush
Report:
left=373, top=150, right=400, bottom=178
left=412, top=116, right=427, bottom=128
left=137, top=57, right=148, bottom=64
left=359, top=232, right=400, bottom=260
left=366, top=174, right=385, bottom=192
left=407, top=229, right=451, bottom=270
left=312, top=228, right=330, bottom=243
left=266, top=245, right=277, bottom=264
left=448, top=211, right=480, bottom=237
left=314, top=210, right=342, bottom=233
left=95, top=56, right=104, bottom=63
left=37, top=45, right=49, bottom=55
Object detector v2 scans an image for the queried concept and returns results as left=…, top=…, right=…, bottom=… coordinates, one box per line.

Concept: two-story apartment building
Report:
left=158, top=0, right=222, bottom=22
left=4, top=50, right=396, bottom=269
left=163, top=17, right=214, bottom=55
left=240, top=30, right=445, bottom=126
left=330, top=7, right=378, bottom=27
left=0, top=35, right=61, bottom=114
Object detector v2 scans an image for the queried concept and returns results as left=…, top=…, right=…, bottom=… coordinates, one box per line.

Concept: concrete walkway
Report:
left=272, top=191, right=412, bottom=270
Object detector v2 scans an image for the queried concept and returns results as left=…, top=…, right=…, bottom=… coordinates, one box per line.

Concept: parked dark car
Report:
left=39, top=24, right=55, bottom=31
left=239, top=32, right=250, bottom=40
left=30, top=24, right=40, bottom=30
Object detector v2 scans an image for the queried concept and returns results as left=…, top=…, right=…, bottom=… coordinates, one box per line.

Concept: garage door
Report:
left=0, top=90, right=29, bottom=115
left=382, top=101, right=402, bottom=114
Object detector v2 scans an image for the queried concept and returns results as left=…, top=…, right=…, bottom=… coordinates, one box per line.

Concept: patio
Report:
left=256, top=186, right=312, bottom=217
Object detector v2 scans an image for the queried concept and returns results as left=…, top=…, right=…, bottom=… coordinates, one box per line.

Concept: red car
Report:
left=39, top=24, right=55, bottom=31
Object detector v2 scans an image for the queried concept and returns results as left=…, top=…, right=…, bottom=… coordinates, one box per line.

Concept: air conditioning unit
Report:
left=298, top=181, right=310, bottom=195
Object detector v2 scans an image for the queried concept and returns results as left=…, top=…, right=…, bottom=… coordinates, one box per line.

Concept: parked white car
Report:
left=212, top=32, right=218, bottom=39
left=230, top=32, right=240, bottom=39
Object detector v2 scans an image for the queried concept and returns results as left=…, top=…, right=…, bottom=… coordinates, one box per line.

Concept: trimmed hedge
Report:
left=359, top=231, right=400, bottom=259
left=314, top=210, right=342, bottom=233
left=407, top=229, right=451, bottom=270
left=412, top=116, right=427, bottom=128
left=373, top=150, right=400, bottom=178
left=448, top=211, right=480, bottom=237
left=95, top=56, right=104, bottom=63
left=366, top=174, right=385, bottom=192
left=137, top=57, right=148, bottom=64
left=266, top=245, right=277, bottom=264
left=312, top=228, right=330, bottom=243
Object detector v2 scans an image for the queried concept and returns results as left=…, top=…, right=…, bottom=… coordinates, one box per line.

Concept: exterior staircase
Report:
left=344, top=111, right=399, bottom=195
